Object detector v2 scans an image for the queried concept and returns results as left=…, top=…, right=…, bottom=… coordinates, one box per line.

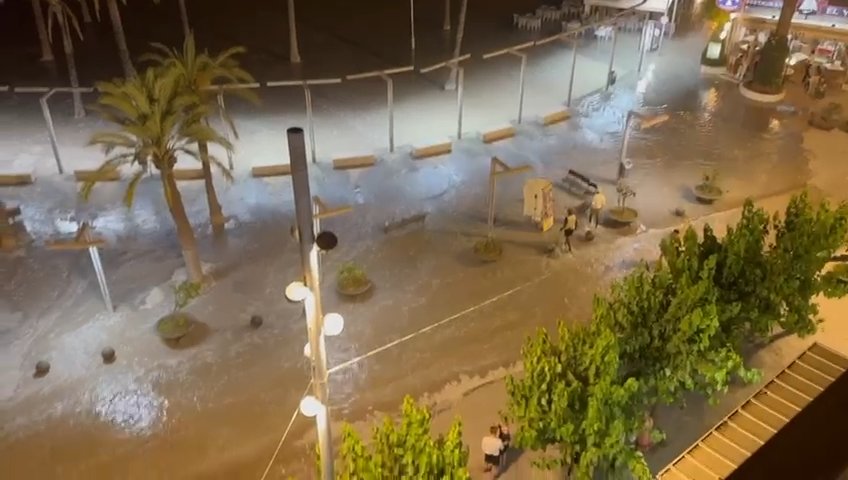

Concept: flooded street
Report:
left=0, top=0, right=820, bottom=477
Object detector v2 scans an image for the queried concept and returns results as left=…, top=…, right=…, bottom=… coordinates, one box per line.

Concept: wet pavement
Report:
left=0, top=1, right=831, bottom=478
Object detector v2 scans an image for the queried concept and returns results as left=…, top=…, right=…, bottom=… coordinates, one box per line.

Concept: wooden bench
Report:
left=74, top=169, right=121, bottom=182
left=412, top=142, right=452, bottom=160
left=482, top=127, right=516, bottom=144
left=542, top=110, right=571, bottom=126
left=332, top=155, right=377, bottom=171
left=173, top=168, right=205, bottom=181
left=0, top=173, right=34, bottom=187
left=251, top=164, right=292, bottom=178
left=561, top=169, right=598, bottom=195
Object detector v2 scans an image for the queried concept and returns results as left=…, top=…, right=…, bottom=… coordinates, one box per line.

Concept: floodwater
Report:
left=0, top=0, right=814, bottom=478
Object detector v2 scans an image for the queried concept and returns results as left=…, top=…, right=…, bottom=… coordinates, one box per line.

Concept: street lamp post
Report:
left=267, top=79, right=343, bottom=163
left=482, top=41, right=534, bottom=124
left=420, top=53, right=472, bottom=139
left=410, top=0, right=416, bottom=59
left=617, top=110, right=669, bottom=181
left=285, top=127, right=334, bottom=480
left=203, top=82, right=262, bottom=170
left=605, top=26, right=618, bottom=91
left=534, top=33, right=581, bottom=108
left=16, top=86, right=95, bottom=174
left=346, top=66, right=414, bottom=153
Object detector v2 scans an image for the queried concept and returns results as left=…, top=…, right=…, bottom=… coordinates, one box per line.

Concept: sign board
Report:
left=716, top=0, right=741, bottom=11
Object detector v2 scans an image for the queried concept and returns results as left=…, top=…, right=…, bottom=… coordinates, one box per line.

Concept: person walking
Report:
left=481, top=425, right=505, bottom=478
left=561, top=208, right=578, bottom=253
left=589, top=188, right=606, bottom=229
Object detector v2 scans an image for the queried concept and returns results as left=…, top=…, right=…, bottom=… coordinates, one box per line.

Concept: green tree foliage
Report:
left=505, top=322, right=651, bottom=479
left=769, top=192, right=848, bottom=335
left=336, top=396, right=470, bottom=479
left=596, top=254, right=753, bottom=407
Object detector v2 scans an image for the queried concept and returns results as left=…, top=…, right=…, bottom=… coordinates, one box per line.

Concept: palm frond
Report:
left=79, top=154, right=132, bottom=200
left=122, top=169, right=146, bottom=207
left=206, top=154, right=234, bottom=182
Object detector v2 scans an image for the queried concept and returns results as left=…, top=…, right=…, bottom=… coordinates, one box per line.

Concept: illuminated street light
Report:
left=285, top=281, right=309, bottom=302
left=299, top=395, right=324, bottom=417
left=323, top=313, right=345, bottom=337
left=617, top=110, right=669, bottom=181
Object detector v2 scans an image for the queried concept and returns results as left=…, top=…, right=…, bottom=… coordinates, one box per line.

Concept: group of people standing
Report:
left=559, top=187, right=606, bottom=254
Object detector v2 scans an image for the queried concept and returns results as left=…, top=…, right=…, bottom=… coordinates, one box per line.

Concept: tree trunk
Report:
left=444, top=0, right=467, bottom=90
left=198, top=141, right=226, bottom=234
left=177, top=0, right=191, bottom=41
left=59, top=14, right=85, bottom=118
left=161, top=169, right=204, bottom=283
left=287, top=0, right=301, bottom=63
left=443, top=0, right=450, bottom=31
left=106, top=0, right=136, bottom=78
left=78, top=0, right=92, bottom=23
left=31, top=0, right=54, bottom=61
left=775, top=0, right=796, bottom=37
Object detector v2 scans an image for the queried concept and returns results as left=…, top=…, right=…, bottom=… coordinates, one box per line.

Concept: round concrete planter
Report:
left=156, top=312, right=196, bottom=341
left=700, top=64, right=727, bottom=75
left=607, top=207, right=639, bottom=225
left=694, top=184, right=723, bottom=203
left=739, top=82, right=786, bottom=103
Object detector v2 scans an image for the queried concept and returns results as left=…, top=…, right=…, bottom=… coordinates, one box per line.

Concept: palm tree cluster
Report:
left=83, top=35, right=257, bottom=282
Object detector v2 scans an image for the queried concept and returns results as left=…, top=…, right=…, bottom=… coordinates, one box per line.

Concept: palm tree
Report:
left=444, top=0, right=467, bottom=90
left=749, top=0, right=796, bottom=93
left=141, top=36, right=258, bottom=234
left=78, top=0, right=92, bottom=22
left=92, top=0, right=136, bottom=77
left=177, top=0, right=190, bottom=40
left=31, top=0, right=54, bottom=61
left=44, top=0, right=85, bottom=117
left=287, top=0, right=301, bottom=63
left=443, top=0, right=450, bottom=31
left=83, top=67, right=232, bottom=283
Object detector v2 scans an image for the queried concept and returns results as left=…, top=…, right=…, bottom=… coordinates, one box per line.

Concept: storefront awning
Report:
left=657, top=342, right=848, bottom=480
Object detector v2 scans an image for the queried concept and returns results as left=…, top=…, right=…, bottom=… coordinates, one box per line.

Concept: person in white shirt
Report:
left=481, top=425, right=505, bottom=477
left=589, top=188, right=606, bottom=229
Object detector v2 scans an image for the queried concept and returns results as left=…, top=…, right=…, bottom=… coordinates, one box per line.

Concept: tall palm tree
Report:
left=44, top=0, right=85, bottom=117
left=177, top=0, right=190, bottom=40
left=31, top=0, right=54, bottom=61
left=287, top=0, right=301, bottom=63
left=443, top=0, right=450, bottom=31
left=92, top=0, right=136, bottom=77
left=141, top=36, right=258, bottom=234
left=83, top=67, right=232, bottom=283
left=444, top=0, right=467, bottom=90
left=78, top=0, right=92, bottom=22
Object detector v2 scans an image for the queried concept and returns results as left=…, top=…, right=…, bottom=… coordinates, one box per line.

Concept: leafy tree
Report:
left=768, top=192, right=848, bottom=336
left=83, top=67, right=232, bottom=283
left=505, top=321, right=650, bottom=480
left=336, top=396, right=469, bottom=479
left=597, top=253, right=755, bottom=407
left=43, top=0, right=85, bottom=117
left=142, top=35, right=258, bottom=234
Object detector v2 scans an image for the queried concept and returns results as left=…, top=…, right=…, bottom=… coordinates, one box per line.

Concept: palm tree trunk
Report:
left=106, top=0, right=136, bottom=78
left=161, top=169, right=204, bottom=283
left=775, top=0, right=796, bottom=37
left=177, top=0, right=191, bottom=41
left=443, top=0, right=450, bottom=31
left=287, top=0, right=301, bottom=63
left=444, top=0, right=467, bottom=90
left=198, top=141, right=226, bottom=234
left=59, top=14, right=84, bottom=118
left=31, top=0, right=54, bottom=61
left=78, top=0, right=92, bottom=23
